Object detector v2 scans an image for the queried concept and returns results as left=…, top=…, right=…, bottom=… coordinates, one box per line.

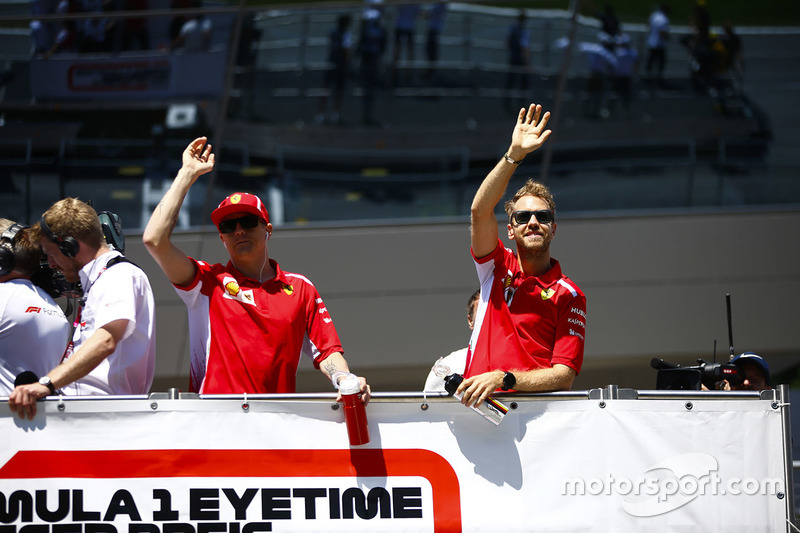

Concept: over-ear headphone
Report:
left=0, top=223, right=27, bottom=277
left=39, top=216, right=79, bottom=258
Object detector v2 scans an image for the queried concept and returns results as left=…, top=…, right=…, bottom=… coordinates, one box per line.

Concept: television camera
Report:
left=651, top=357, right=744, bottom=390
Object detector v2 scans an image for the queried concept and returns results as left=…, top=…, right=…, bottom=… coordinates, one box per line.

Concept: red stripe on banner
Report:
left=0, top=449, right=461, bottom=531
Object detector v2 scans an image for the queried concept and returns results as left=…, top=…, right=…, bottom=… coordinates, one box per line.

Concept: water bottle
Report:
left=340, top=374, right=370, bottom=446
left=443, top=373, right=508, bottom=425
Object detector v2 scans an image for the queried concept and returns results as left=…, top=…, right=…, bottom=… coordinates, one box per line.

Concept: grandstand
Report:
left=1, top=2, right=797, bottom=225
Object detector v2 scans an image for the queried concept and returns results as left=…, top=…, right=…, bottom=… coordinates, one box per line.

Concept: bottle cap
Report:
left=339, top=374, right=361, bottom=395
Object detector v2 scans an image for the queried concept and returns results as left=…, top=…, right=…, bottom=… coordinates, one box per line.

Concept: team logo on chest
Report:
left=541, top=287, right=555, bottom=300
left=503, top=270, right=516, bottom=308
left=282, top=283, right=294, bottom=295
left=222, top=276, right=256, bottom=306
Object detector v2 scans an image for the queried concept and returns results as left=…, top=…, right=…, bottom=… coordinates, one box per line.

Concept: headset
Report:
left=98, top=210, right=125, bottom=253
left=0, top=223, right=28, bottom=277
left=39, top=215, right=80, bottom=258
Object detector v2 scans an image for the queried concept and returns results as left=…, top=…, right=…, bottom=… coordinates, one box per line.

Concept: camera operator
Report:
left=729, top=352, right=770, bottom=391
left=0, top=218, right=70, bottom=396
left=701, top=352, right=771, bottom=392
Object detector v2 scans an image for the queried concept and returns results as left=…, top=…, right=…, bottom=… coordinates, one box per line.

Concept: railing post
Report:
left=778, top=384, right=795, bottom=523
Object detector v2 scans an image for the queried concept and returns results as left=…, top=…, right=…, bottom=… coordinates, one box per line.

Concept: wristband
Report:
left=330, top=371, right=351, bottom=389
left=501, top=371, right=516, bottom=391
left=503, top=153, right=523, bottom=165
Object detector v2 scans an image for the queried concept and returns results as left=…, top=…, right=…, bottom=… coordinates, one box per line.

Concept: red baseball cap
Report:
left=211, top=192, right=270, bottom=229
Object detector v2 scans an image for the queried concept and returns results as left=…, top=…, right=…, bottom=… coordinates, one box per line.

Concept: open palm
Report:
left=511, top=104, right=552, bottom=155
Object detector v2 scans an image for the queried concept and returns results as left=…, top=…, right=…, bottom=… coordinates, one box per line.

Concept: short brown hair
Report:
left=503, top=179, right=556, bottom=220
left=0, top=218, right=42, bottom=276
left=35, top=198, right=104, bottom=251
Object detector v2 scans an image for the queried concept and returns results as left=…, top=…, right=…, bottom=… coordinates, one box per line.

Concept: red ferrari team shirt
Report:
left=175, top=258, right=343, bottom=394
left=466, top=240, right=586, bottom=377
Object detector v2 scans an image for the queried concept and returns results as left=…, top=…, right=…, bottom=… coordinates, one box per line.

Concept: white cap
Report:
left=339, top=374, right=361, bottom=395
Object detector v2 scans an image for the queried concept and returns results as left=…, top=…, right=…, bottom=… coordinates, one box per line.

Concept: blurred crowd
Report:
left=30, top=0, right=214, bottom=58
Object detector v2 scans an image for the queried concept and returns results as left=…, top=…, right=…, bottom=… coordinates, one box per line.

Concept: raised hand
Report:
left=510, top=103, right=552, bottom=156
left=182, top=137, right=216, bottom=180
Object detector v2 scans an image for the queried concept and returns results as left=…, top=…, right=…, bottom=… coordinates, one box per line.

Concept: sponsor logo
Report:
left=225, top=280, right=240, bottom=297
left=503, top=270, right=517, bottom=307
left=568, top=318, right=585, bottom=329
left=67, top=60, right=170, bottom=92
left=562, top=453, right=784, bottom=518
left=26, top=306, right=65, bottom=318
left=222, top=277, right=255, bottom=307
left=570, top=307, right=586, bottom=318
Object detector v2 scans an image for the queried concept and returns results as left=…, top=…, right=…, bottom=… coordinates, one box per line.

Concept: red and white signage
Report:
left=0, top=391, right=793, bottom=531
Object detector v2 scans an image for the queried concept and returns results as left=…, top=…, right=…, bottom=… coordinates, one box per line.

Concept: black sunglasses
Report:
left=218, top=214, right=260, bottom=234
left=510, top=209, right=555, bottom=226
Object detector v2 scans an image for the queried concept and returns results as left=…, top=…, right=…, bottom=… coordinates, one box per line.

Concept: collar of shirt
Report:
left=225, top=258, right=288, bottom=287
left=512, top=257, right=563, bottom=289
left=79, top=249, right=122, bottom=295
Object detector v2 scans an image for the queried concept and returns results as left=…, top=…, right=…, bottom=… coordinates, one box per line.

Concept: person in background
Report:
left=505, top=10, right=531, bottom=111
left=391, top=3, right=419, bottom=86
left=645, top=3, right=671, bottom=88
left=317, top=13, right=353, bottom=125
left=730, top=352, right=770, bottom=391
left=612, top=33, right=639, bottom=117
left=424, top=2, right=447, bottom=81
left=423, top=289, right=479, bottom=391
left=357, top=9, right=387, bottom=126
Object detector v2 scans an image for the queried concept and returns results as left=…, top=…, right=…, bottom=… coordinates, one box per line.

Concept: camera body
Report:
left=652, top=358, right=744, bottom=390
left=30, top=260, right=82, bottom=299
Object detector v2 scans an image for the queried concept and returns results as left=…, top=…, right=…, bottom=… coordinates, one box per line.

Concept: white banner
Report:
left=0, top=391, right=792, bottom=532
